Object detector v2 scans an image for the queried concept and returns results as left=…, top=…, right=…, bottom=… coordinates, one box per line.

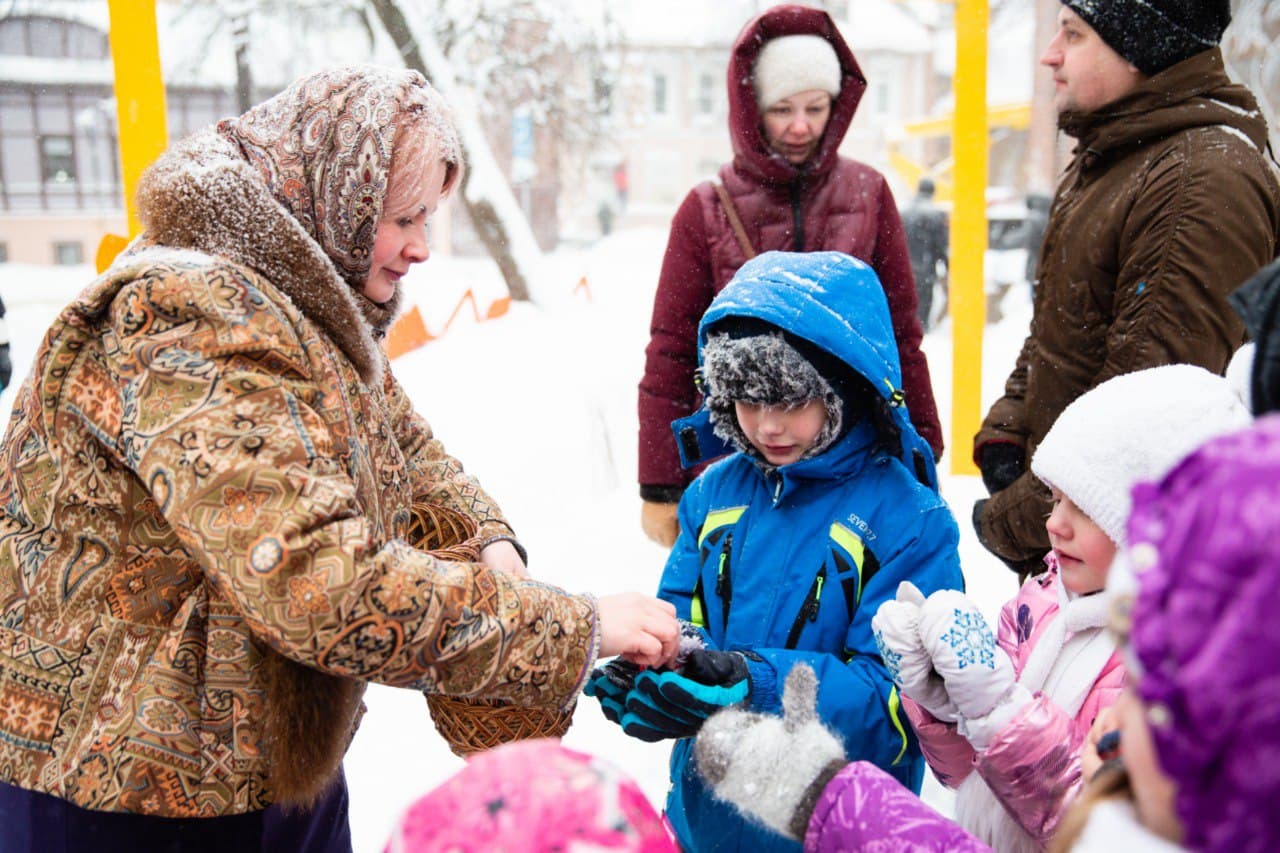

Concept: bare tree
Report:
left=173, top=0, right=620, bottom=302
left=1223, top=0, right=1280, bottom=152
left=368, top=0, right=621, bottom=301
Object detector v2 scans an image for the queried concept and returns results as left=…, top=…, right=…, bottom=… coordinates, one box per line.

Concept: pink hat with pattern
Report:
left=385, top=739, right=677, bottom=852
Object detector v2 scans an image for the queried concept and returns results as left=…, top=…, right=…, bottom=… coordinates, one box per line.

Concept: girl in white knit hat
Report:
left=867, top=364, right=1251, bottom=852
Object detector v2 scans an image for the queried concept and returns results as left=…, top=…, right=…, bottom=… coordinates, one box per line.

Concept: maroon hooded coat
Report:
left=637, top=5, right=942, bottom=501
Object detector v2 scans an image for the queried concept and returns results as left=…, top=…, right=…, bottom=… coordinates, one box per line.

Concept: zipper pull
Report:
left=807, top=574, right=824, bottom=621
left=715, top=532, right=733, bottom=596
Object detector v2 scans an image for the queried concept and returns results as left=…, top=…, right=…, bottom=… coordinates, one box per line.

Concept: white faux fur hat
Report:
left=753, top=34, right=842, bottom=108
left=1031, top=365, right=1252, bottom=545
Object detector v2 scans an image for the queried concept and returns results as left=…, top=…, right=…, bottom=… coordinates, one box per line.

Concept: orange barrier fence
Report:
left=385, top=290, right=511, bottom=359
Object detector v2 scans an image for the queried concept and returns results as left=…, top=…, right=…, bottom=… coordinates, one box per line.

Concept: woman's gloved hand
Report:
left=640, top=500, right=680, bottom=547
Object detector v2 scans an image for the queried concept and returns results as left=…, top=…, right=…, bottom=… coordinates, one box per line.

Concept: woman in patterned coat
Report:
left=0, top=65, right=677, bottom=852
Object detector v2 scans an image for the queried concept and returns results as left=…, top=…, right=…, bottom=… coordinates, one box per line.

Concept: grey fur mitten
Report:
left=694, top=665, right=848, bottom=841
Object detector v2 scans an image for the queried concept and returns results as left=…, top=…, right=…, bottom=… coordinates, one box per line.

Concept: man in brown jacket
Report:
left=973, top=0, right=1280, bottom=576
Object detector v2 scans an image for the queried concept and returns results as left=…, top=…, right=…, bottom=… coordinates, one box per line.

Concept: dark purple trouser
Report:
left=0, top=770, right=351, bottom=853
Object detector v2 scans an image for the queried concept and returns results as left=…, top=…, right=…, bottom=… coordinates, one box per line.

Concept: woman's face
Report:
left=364, top=157, right=448, bottom=304
left=761, top=90, right=832, bottom=165
left=1115, top=688, right=1183, bottom=843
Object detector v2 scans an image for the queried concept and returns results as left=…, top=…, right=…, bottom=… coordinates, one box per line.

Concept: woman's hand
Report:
left=598, top=593, right=679, bottom=668
left=479, top=539, right=528, bottom=579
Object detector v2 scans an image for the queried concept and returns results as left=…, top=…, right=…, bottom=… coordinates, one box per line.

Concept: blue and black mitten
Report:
left=620, top=649, right=755, bottom=742
left=584, top=658, right=643, bottom=726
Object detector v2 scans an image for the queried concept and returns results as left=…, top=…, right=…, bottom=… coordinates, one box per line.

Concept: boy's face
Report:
left=1045, top=489, right=1116, bottom=594
left=734, top=399, right=828, bottom=466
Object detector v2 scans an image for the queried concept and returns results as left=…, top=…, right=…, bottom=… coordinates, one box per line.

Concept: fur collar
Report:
left=135, top=127, right=385, bottom=386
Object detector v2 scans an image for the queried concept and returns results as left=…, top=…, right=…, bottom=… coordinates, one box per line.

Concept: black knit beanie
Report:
left=1063, top=0, right=1231, bottom=76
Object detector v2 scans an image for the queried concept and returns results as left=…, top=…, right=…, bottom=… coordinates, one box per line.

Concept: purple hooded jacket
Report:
left=803, top=762, right=990, bottom=851
left=1125, top=413, right=1280, bottom=852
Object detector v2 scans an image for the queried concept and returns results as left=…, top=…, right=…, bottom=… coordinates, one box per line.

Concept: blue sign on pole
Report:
left=512, top=113, right=533, bottom=162
left=511, top=111, right=536, bottom=185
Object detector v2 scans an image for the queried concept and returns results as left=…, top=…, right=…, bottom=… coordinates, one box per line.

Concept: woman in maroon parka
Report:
left=637, top=4, right=943, bottom=546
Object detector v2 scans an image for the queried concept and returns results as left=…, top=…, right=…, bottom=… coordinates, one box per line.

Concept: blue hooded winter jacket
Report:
left=658, top=251, right=963, bottom=852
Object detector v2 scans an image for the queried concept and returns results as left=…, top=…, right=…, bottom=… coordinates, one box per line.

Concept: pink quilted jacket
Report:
left=904, top=564, right=1126, bottom=846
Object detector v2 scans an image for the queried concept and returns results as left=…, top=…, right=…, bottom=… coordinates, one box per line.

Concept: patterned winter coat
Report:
left=975, top=48, right=1280, bottom=567
left=905, top=563, right=1126, bottom=848
left=637, top=5, right=941, bottom=503
left=0, top=70, right=597, bottom=818
left=658, top=252, right=962, bottom=852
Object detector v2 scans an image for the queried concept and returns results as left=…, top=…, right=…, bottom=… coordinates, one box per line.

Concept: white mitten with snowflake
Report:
left=918, top=589, right=1016, bottom=724
left=872, top=582, right=961, bottom=722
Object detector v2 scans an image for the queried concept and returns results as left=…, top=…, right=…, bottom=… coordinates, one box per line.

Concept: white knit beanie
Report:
left=1031, top=365, right=1252, bottom=545
left=753, top=34, right=842, bottom=109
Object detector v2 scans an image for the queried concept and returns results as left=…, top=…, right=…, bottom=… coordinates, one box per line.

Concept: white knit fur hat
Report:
left=1031, top=365, right=1252, bottom=545
left=753, top=34, right=842, bottom=108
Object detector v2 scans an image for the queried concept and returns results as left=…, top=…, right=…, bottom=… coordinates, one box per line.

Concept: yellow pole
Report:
left=949, top=0, right=988, bottom=476
left=105, top=0, right=168, bottom=241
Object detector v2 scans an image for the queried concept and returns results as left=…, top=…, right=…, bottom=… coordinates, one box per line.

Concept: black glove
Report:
left=583, top=658, right=642, bottom=726
left=976, top=442, right=1026, bottom=495
left=620, top=649, right=752, bottom=742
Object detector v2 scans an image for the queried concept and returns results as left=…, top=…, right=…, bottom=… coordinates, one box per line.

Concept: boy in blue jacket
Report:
left=588, top=251, right=963, bottom=852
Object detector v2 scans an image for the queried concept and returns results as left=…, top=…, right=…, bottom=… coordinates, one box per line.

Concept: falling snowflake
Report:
left=941, top=609, right=996, bottom=670
left=873, top=630, right=903, bottom=682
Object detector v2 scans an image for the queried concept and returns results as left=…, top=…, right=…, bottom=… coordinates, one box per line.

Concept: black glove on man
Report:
left=976, top=442, right=1026, bottom=495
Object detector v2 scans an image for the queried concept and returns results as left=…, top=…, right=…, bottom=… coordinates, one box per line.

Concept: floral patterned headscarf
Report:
left=217, top=65, right=462, bottom=294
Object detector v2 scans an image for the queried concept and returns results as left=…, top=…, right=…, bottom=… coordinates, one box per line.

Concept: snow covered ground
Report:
left=0, top=226, right=1034, bottom=851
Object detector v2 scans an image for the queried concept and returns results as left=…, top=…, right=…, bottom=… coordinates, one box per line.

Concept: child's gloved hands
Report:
left=583, top=658, right=643, bottom=725
left=694, top=664, right=846, bottom=842
left=871, top=582, right=962, bottom=722
left=917, top=590, right=1016, bottom=722
left=620, top=649, right=751, bottom=742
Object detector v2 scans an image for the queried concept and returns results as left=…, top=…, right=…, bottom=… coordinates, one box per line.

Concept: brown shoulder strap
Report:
left=711, top=181, right=757, bottom=260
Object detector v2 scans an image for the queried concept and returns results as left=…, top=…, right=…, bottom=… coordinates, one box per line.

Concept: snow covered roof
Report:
left=3, top=0, right=109, bottom=31
left=0, top=0, right=394, bottom=91
left=609, top=0, right=764, bottom=49
left=840, top=0, right=932, bottom=54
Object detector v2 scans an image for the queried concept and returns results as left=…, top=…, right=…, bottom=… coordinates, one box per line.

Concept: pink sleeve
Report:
left=902, top=696, right=976, bottom=789
left=973, top=693, right=1085, bottom=845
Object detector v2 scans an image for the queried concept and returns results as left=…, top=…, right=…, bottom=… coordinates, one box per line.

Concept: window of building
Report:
left=0, top=243, right=8, bottom=263
left=698, top=73, right=714, bottom=115
left=875, top=82, right=891, bottom=115
left=53, top=241, right=83, bottom=265
left=40, top=135, right=75, bottom=183
left=0, top=16, right=109, bottom=60
left=653, top=73, right=668, bottom=116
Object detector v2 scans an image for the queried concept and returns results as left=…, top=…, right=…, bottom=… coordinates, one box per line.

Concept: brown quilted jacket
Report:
left=975, top=49, right=1280, bottom=566
left=0, top=133, right=598, bottom=817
